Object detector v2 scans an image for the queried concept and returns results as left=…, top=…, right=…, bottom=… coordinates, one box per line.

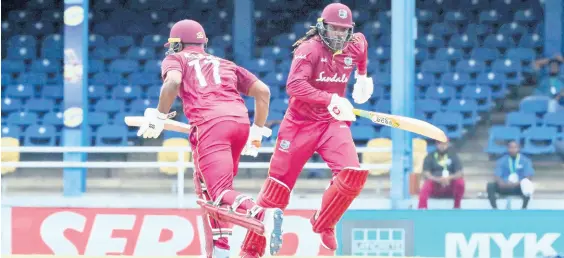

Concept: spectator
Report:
left=418, top=139, right=465, bottom=209
left=487, top=141, right=534, bottom=209
left=533, top=55, right=564, bottom=111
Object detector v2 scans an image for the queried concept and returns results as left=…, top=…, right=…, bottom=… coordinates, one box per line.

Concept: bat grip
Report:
left=352, top=108, right=372, bottom=119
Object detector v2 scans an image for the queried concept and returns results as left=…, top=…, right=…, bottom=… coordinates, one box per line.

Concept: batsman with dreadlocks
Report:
left=239, top=3, right=374, bottom=257
left=135, top=19, right=284, bottom=258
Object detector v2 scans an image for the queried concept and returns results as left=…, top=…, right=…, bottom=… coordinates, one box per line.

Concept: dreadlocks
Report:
left=292, top=26, right=318, bottom=52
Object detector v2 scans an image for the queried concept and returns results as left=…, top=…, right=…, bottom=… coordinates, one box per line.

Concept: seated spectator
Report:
left=487, top=141, right=534, bottom=209
left=534, top=55, right=564, bottom=111
left=418, top=139, right=465, bottom=209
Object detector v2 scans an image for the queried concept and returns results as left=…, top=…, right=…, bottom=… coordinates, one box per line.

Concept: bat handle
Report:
left=352, top=108, right=372, bottom=119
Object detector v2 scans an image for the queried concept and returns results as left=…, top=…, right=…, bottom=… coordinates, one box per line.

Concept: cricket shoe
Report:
left=240, top=251, right=260, bottom=258
left=310, top=215, right=337, bottom=251
left=213, top=246, right=230, bottom=258
left=261, top=208, right=284, bottom=255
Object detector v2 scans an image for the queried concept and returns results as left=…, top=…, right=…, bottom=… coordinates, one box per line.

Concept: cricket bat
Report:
left=353, top=109, right=448, bottom=142
left=124, top=116, right=191, bottom=134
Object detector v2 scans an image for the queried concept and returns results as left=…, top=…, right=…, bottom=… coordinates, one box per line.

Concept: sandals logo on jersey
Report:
left=315, top=71, right=348, bottom=83
left=370, top=114, right=400, bottom=128
left=294, top=53, right=307, bottom=59
left=279, top=140, right=291, bottom=151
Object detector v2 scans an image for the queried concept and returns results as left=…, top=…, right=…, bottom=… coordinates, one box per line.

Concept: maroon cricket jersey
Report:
left=161, top=46, right=257, bottom=126
left=285, top=33, right=368, bottom=121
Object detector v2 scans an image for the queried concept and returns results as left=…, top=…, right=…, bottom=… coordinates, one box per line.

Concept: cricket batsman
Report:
left=239, top=3, right=374, bottom=257
left=135, top=19, right=284, bottom=258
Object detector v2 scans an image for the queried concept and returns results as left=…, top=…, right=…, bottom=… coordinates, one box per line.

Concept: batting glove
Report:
left=241, top=124, right=272, bottom=157
left=352, top=71, right=374, bottom=104
left=137, top=108, right=176, bottom=139
left=327, top=94, right=356, bottom=122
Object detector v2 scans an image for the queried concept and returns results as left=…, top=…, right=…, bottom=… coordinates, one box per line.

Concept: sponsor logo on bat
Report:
left=371, top=115, right=400, bottom=127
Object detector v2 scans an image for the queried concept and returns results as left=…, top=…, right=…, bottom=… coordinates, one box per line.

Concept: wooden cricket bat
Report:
left=124, top=116, right=191, bottom=134
left=353, top=109, right=448, bottom=142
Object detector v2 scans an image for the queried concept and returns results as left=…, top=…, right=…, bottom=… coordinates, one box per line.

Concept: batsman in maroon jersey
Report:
left=136, top=19, right=284, bottom=258
left=239, top=3, right=375, bottom=257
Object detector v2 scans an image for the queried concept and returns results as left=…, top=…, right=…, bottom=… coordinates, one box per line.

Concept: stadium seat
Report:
left=88, top=112, right=109, bottom=127
left=129, top=72, right=160, bottom=86
left=141, top=35, right=165, bottom=48
left=476, top=72, right=507, bottom=99
left=87, top=85, right=108, bottom=100
left=107, top=35, right=135, bottom=49
left=7, top=47, right=36, bottom=60
left=5, top=84, right=34, bottom=99
left=435, top=47, right=463, bottom=62
left=415, top=72, right=435, bottom=89
left=519, top=96, right=549, bottom=119
left=42, top=85, right=64, bottom=100
left=129, top=99, right=154, bottom=114
left=95, top=125, right=128, bottom=146
left=491, top=59, right=522, bottom=86
left=8, top=35, right=37, bottom=48
left=543, top=110, right=564, bottom=139
left=485, top=126, right=521, bottom=155
left=448, top=34, right=478, bottom=50
left=521, top=127, right=557, bottom=155
left=446, top=99, right=479, bottom=126
left=425, top=86, right=456, bottom=104
left=470, top=48, right=500, bottom=62
left=91, top=72, right=122, bottom=86
left=2, top=60, right=25, bottom=74
left=421, top=60, right=450, bottom=76
left=146, top=85, right=161, bottom=100
left=441, top=72, right=470, bottom=89
left=24, top=125, right=56, bottom=146
left=95, top=99, right=125, bottom=114
left=379, top=126, right=391, bottom=138
left=113, top=85, right=142, bottom=100
left=1, top=137, right=20, bottom=174
left=261, top=46, right=290, bottom=61
left=362, top=138, right=391, bottom=175
left=43, top=34, right=63, bottom=50
left=455, top=59, right=486, bottom=77
left=1, top=124, right=21, bottom=139
left=432, top=112, right=464, bottom=139
left=499, top=22, right=527, bottom=38
left=2, top=98, right=22, bottom=115
left=89, top=60, right=105, bottom=74
left=374, top=99, right=391, bottom=114
left=462, top=85, right=493, bottom=112
left=42, top=112, right=64, bottom=129
left=143, top=60, right=162, bottom=73
left=158, top=137, right=191, bottom=175
left=17, top=73, right=48, bottom=85
left=109, top=59, right=139, bottom=74
left=505, top=111, right=536, bottom=131
left=7, top=111, right=38, bottom=126
left=126, top=47, right=156, bottom=60
left=271, top=98, right=288, bottom=112
left=351, top=125, right=376, bottom=142
left=25, top=98, right=55, bottom=114
left=416, top=99, right=441, bottom=119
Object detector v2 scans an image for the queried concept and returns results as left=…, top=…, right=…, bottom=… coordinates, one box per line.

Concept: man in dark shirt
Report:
left=418, top=139, right=465, bottom=209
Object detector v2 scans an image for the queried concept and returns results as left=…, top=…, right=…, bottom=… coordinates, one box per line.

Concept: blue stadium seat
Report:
left=374, top=99, right=391, bottom=114
left=126, top=47, right=156, bottom=60
left=24, top=125, right=56, bottom=146
left=416, top=34, right=445, bottom=48
left=25, top=98, right=55, bottom=114
left=416, top=10, right=435, bottom=24
left=425, top=86, right=456, bottom=104
left=163, top=130, right=187, bottom=140
left=107, top=36, right=135, bottom=48
left=520, top=96, right=550, bottom=123
left=351, top=125, right=376, bottom=142
left=87, top=85, right=107, bottom=100
left=432, top=112, right=464, bottom=139
left=446, top=99, right=479, bottom=126
left=514, top=9, right=537, bottom=23
left=95, top=99, right=125, bottom=114
left=441, top=72, right=470, bottom=89
left=470, top=48, right=500, bottom=62
left=7, top=111, right=38, bottom=126
left=7, top=47, right=36, bottom=60
left=261, top=46, right=290, bottom=61
left=506, top=48, right=536, bottom=65
left=484, top=34, right=516, bottom=50
left=444, top=11, right=468, bottom=24
left=543, top=110, right=564, bottom=139
left=31, top=59, right=60, bottom=73
left=2, top=98, right=22, bottom=115
left=485, top=126, right=521, bottom=155
left=129, top=72, right=160, bottom=86
left=89, top=34, right=107, bottom=48
left=42, top=112, right=64, bottom=128
left=95, top=125, right=128, bottom=146
left=479, top=10, right=501, bottom=24
left=430, top=23, right=457, bottom=37
left=1, top=124, right=21, bottom=139
left=18, top=73, right=47, bottom=85
left=435, top=47, right=463, bottom=61
left=416, top=99, right=441, bottom=119
left=113, top=112, right=137, bottom=125
left=455, top=59, right=486, bottom=76
left=43, top=34, right=63, bottom=50
left=498, top=23, right=527, bottom=38
left=89, top=60, right=105, bottom=74
left=492, top=59, right=523, bottom=86
left=448, top=34, right=478, bottom=50
left=505, top=111, right=536, bottom=131
left=518, top=33, right=543, bottom=49
left=461, top=85, right=492, bottom=112
left=379, top=126, right=391, bottom=138
left=2, top=60, right=26, bottom=74
left=9, top=35, right=37, bottom=48
left=245, top=59, right=275, bottom=74
left=113, top=85, right=142, bottom=100
left=415, top=72, right=435, bottom=89
left=208, top=47, right=226, bottom=58
left=244, top=97, right=255, bottom=112
left=370, top=46, right=391, bottom=62
left=522, top=127, right=557, bottom=155
left=91, top=47, right=120, bottom=60
left=146, top=85, right=161, bottom=100
left=415, top=48, right=429, bottom=61
left=91, top=72, right=122, bottom=86
left=143, top=60, right=162, bottom=73
left=374, top=73, right=391, bottom=88
left=109, top=60, right=139, bottom=74
left=421, top=60, right=450, bottom=75
left=141, top=35, right=165, bottom=48
left=26, top=0, right=54, bottom=9
left=210, top=35, right=232, bottom=49
left=8, top=10, right=31, bottom=23
left=24, top=22, right=56, bottom=36
left=93, top=0, right=120, bottom=10
left=268, top=111, right=285, bottom=121
left=476, top=72, right=507, bottom=99
left=41, top=10, right=62, bottom=22
left=129, top=99, right=154, bottom=114
left=88, top=112, right=109, bottom=127
left=5, top=84, right=34, bottom=99
left=2, top=74, right=14, bottom=85
left=271, top=98, right=288, bottom=112
left=465, top=24, right=490, bottom=38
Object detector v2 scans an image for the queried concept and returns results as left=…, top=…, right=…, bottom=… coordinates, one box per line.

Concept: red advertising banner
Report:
left=11, top=207, right=333, bottom=256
